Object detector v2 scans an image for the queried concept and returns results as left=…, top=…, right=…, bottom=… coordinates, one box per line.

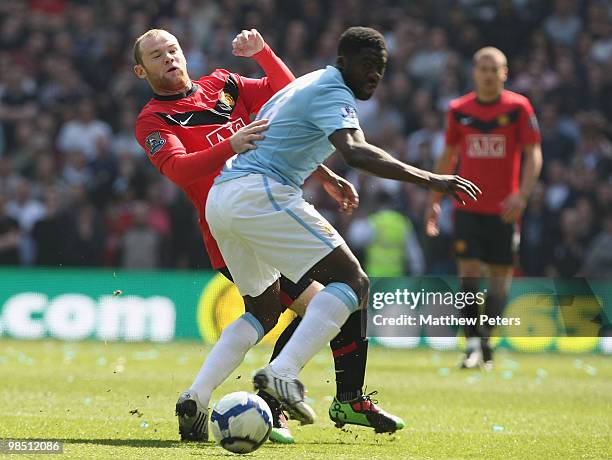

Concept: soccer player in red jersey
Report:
left=133, top=28, right=401, bottom=442
left=426, top=47, right=542, bottom=369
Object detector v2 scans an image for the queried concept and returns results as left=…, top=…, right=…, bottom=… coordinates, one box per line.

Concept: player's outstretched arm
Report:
left=160, top=119, right=268, bottom=185
left=136, top=118, right=268, bottom=187
left=330, top=128, right=481, bottom=204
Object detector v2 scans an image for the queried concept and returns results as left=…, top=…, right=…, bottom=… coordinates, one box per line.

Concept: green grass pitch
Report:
left=0, top=339, right=610, bottom=459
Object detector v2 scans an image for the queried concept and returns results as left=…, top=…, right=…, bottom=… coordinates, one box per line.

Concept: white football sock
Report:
left=190, top=312, right=263, bottom=408
left=270, top=282, right=359, bottom=378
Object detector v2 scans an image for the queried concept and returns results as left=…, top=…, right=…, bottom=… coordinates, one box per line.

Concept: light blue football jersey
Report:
left=215, top=66, right=361, bottom=188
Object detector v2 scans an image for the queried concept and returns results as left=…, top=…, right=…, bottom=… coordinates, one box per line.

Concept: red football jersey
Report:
left=135, top=46, right=294, bottom=268
left=445, top=90, right=541, bottom=215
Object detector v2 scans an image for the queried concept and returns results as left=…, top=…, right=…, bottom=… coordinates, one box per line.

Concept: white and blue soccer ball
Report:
left=210, top=391, right=272, bottom=454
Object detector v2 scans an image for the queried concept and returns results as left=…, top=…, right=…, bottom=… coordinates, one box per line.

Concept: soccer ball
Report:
left=210, top=391, right=272, bottom=454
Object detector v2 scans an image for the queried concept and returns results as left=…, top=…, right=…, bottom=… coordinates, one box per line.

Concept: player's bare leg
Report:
left=458, top=259, right=485, bottom=369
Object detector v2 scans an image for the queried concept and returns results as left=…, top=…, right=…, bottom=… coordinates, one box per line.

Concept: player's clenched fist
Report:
left=428, top=174, right=482, bottom=205
left=232, top=29, right=265, bottom=57
left=229, top=119, right=268, bottom=153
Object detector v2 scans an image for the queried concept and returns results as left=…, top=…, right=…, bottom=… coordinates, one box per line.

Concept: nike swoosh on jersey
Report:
left=179, top=113, right=194, bottom=125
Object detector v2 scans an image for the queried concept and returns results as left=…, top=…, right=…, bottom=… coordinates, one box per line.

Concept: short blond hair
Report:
left=133, top=29, right=173, bottom=66
left=473, top=47, right=508, bottom=67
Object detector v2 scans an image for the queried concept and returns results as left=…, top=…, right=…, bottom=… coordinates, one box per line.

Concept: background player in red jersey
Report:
left=133, top=28, right=401, bottom=443
left=425, top=47, right=543, bottom=369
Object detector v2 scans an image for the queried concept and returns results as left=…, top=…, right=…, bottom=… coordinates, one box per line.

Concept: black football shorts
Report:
left=453, top=210, right=519, bottom=266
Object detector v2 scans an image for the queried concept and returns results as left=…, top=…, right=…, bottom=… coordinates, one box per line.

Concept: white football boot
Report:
left=175, top=390, right=208, bottom=441
left=253, top=366, right=316, bottom=425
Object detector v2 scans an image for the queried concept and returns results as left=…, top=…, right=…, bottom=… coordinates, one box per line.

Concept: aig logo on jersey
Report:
left=144, top=131, right=166, bottom=156
left=466, top=134, right=506, bottom=158
left=206, top=119, right=246, bottom=146
left=341, top=105, right=357, bottom=119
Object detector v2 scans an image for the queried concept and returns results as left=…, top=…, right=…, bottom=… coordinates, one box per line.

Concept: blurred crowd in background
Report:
left=0, top=0, right=611, bottom=278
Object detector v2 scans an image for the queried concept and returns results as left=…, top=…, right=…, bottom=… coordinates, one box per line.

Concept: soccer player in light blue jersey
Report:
left=203, top=27, right=481, bottom=424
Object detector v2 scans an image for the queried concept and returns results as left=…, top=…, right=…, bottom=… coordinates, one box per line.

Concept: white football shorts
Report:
left=206, top=174, right=345, bottom=297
